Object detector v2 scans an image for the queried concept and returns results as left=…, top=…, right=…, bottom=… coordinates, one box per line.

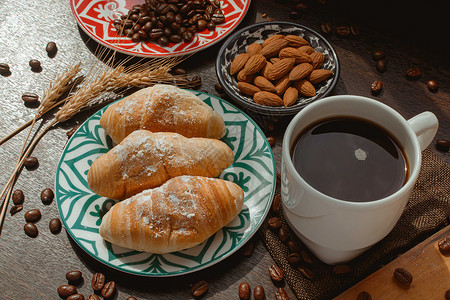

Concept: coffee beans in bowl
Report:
left=216, top=21, right=339, bottom=116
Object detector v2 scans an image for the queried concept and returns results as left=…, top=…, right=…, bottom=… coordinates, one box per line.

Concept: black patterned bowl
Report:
left=215, top=21, right=340, bottom=116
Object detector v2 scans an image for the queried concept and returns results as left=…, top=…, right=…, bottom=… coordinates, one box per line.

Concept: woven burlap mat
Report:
left=260, top=148, right=450, bottom=299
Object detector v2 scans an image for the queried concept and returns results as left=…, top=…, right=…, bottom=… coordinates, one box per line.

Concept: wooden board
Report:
left=335, top=226, right=450, bottom=299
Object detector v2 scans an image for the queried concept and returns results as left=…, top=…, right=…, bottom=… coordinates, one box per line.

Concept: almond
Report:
left=310, top=52, right=325, bottom=69
left=288, top=63, right=314, bottom=81
left=262, top=61, right=273, bottom=78
left=243, top=54, right=267, bottom=75
left=270, top=57, right=281, bottom=64
left=246, top=43, right=262, bottom=56
left=308, top=69, right=333, bottom=84
left=260, top=39, right=289, bottom=58
left=230, top=53, right=250, bottom=75
left=253, top=91, right=284, bottom=106
left=254, top=76, right=277, bottom=93
left=275, top=75, right=291, bottom=95
left=237, top=82, right=261, bottom=97
left=298, top=45, right=315, bottom=54
left=262, top=34, right=285, bottom=47
left=285, top=35, right=309, bottom=47
left=279, top=47, right=312, bottom=64
left=265, top=57, right=295, bottom=81
left=283, top=86, right=298, bottom=107
left=237, top=69, right=254, bottom=83
left=293, top=79, right=316, bottom=97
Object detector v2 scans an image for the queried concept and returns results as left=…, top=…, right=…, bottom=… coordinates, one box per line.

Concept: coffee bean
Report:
left=173, top=67, right=187, bottom=75
left=332, top=264, right=352, bottom=274
left=287, top=252, right=302, bottom=266
left=238, top=282, right=251, bottom=300
left=29, top=59, right=41, bottom=71
left=445, top=290, right=450, bottom=300
left=10, top=205, right=23, bottom=216
left=436, top=139, right=450, bottom=152
left=357, top=291, right=372, bottom=300
left=49, top=218, right=62, bottom=234
left=438, top=237, right=450, bottom=254
left=272, top=194, right=281, bottom=213
left=57, top=285, right=77, bottom=298
left=214, top=82, right=224, bottom=93
left=66, top=270, right=83, bottom=283
left=126, top=297, right=138, bottom=300
left=278, top=227, right=289, bottom=242
left=320, top=23, right=332, bottom=35
left=253, top=285, right=265, bottom=300
left=41, top=188, right=54, bottom=205
left=297, top=265, right=314, bottom=280
left=268, top=217, right=282, bottom=230
left=372, top=50, right=385, bottom=60
left=267, top=136, right=276, bottom=147
left=350, top=24, right=360, bottom=36
left=275, top=287, right=289, bottom=300
left=405, top=67, right=421, bottom=78
left=371, top=80, right=383, bottom=95
left=268, top=264, right=284, bottom=282
left=190, top=75, right=202, bottom=89
left=23, top=157, right=39, bottom=169
left=287, top=239, right=301, bottom=253
left=67, top=294, right=85, bottom=300
left=24, top=222, right=38, bottom=237
left=46, top=42, right=58, bottom=57
left=91, top=273, right=106, bottom=291
left=427, top=80, right=438, bottom=92
left=289, top=11, right=300, bottom=19
left=22, top=92, right=39, bottom=105
left=87, top=295, right=101, bottom=300
left=300, top=250, right=314, bottom=265
left=242, top=240, right=255, bottom=257
left=191, top=280, right=208, bottom=298
left=336, top=26, right=351, bottom=36
left=12, top=189, right=25, bottom=205
left=101, top=281, right=116, bottom=298
left=376, top=59, right=387, bottom=73
left=0, top=62, right=11, bottom=75
left=24, top=209, right=41, bottom=223
left=393, top=267, right=413, bottom=287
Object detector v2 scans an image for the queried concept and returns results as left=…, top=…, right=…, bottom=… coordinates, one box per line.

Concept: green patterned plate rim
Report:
left=55, top=90, right=276, bottom=277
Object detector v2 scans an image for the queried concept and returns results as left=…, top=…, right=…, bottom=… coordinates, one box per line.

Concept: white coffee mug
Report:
left=281, top=95, right=439, bottom=265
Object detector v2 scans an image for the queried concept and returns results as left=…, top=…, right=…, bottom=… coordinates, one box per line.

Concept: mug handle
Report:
left=407, top=111, right=439, bottom=151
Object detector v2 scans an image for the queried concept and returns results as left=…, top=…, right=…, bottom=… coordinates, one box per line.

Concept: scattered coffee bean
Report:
left=22, top=92, right=39, bottom=105
left=10, top=205, right=23, bottom=216
left=0, top=62, right=11, bottom=75
left=24, top=222, right=38, bottom=237
left=191, top=280, right=208, bottom=298
left=41, top=188, right=54, bottom=205
left=357, top=291, right=372, bottom=300
left=66, top=270, right=83, bottom=283
left=253, top=285, right=265, bottom=300
left=238, top=282, right=251, bottom=300
left=438, top=237, right=450, bottom=255
left=376, top=59, right=387, bottom=73
left=101, top=281, right=116, bottom=298
left=126, top=297, right=138, bottom=300
left=87, top=295, right=101, bottom=300
left=173, top=67, right=187, bottom=75
left=373, top=50, right=385, bottom=61
left=427, top=80, right=438, bottom=92
left=278, top=227, right=289, bottom=242
left=445, top=290, right=450, bottom=300
left=350, top=24, right=360, bottom=36
left=336, top=26, right=351, bottom=36
left=289, top=11, right=300, bottom=19
left=46, top=42, right=58, bottom=57
left=295, top=3, right=308, bottom=12
left=268, top=264, right=284, bottom=282
left=393, top=267, right=413, bottom=287
left=23, top=156, right=39, bottom=169
left=300, top=250, right=314, bottom=265
left=371, top=80, right=383, bottom=95
left=405, top=67, right=421, bottom=78
left=287, top=239, right=301, bottom=253
left=275, top=287, right=289, bottom=300
left=91, top=273, right=106, bottom=291
left=49, top=218, right=62, bottom=234
left=287, top=252, right=302, bottom=266
left=242, top=240, right=255, bottom=257
left=29, top=59, right=41, bottom=71
left=320, top=23, right=332, bottom=35
left=297, top=265, right=314, bottom=280
left=262, top=13, right=268, bottom=18
left=267, top=136, right=276, bottom=147
left=24, top=209, right=41, bottom=222
left=12, top=189, right=25, bottom=205
left=214, top=82, right=224, bottom=93
left=268, top=217, right=282, bottom=230
left=66, top=125, right=80, bottom=138
left=190, top=75, right=202, bottom=89
left=272, top=193, right=281, bottom=213
left=57, top=284, right=77, bottom=298
left=436, top=139, right=450, bottom=152
left=67, top=294, right=85, bottom=300
left=332, top=264, right=352, bottom=274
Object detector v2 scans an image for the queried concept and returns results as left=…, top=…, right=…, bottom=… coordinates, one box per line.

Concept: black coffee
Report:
left=291, top=117, right=408, bottom=202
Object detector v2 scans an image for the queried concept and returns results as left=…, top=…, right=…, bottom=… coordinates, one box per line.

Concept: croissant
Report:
left=99, top=175, right=245, bottom=253
left=100, top=84, right=226, bottom=144
left=87, top=130, right=234, bottom=200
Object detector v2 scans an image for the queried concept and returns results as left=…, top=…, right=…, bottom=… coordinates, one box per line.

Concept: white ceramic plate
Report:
left=55, top=90, right=276, bottom=276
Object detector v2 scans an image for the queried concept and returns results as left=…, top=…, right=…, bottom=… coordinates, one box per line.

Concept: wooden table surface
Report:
left=0, top=1, right=448, bottom=299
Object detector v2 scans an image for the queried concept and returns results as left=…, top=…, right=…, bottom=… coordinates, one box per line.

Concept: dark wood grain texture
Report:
left=0, top=0, right=448, bottom=299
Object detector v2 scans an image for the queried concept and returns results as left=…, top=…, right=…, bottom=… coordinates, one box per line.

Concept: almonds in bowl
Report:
left=216, top=21, right=339, bottom=116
